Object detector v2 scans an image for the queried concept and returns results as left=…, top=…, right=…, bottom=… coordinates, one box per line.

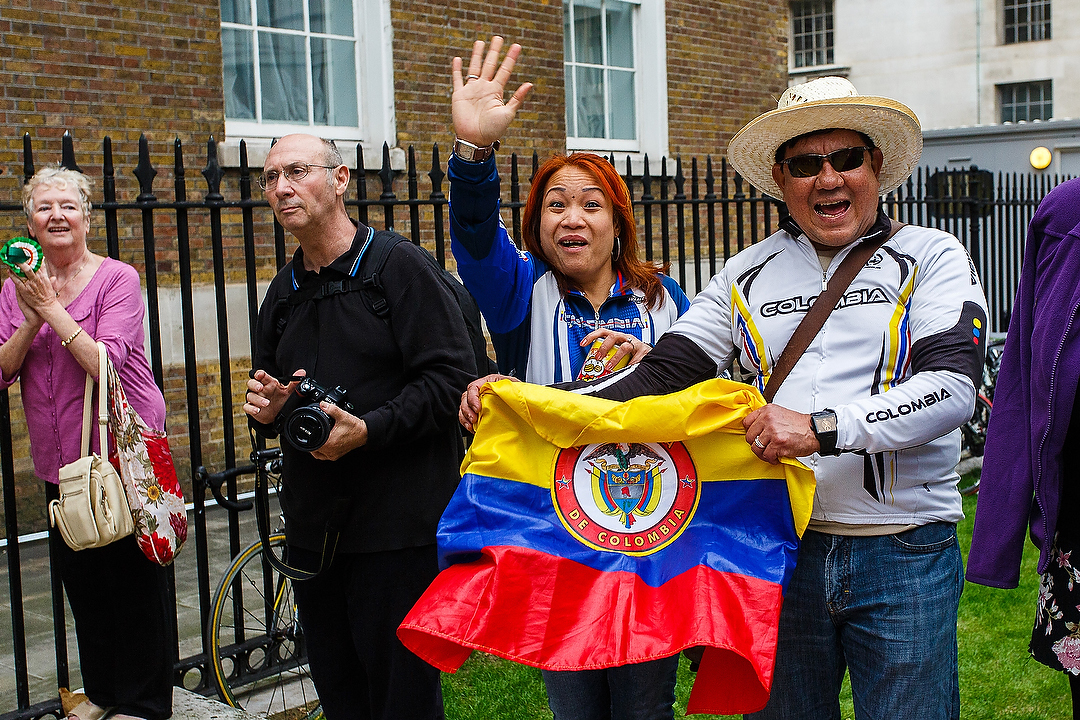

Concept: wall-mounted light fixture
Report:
left=1029, top=146, right=1052, bottom=170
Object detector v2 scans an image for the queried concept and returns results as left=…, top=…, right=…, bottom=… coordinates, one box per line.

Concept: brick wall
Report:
left=391, top=0, right=567, bottom=165
left=667, top=0, right=789, bottom=159
left=0, top=0, right=225, bottom=223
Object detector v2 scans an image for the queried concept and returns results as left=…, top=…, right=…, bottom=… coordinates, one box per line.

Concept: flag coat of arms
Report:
left=398, top=378, right=815, bottom=715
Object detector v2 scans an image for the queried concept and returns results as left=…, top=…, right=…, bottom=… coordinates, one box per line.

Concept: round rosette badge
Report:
left=1, top=237, right=44, bottom=279
left=552, top=441, right=699, bottom=556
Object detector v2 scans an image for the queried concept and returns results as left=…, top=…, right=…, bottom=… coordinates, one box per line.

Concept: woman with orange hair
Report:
left=449, top=37, right=688, bottom=393
left=447, top=37, right=689, bottom=720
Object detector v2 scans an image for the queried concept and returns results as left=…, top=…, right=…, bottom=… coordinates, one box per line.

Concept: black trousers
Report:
left=47, top=483, right=174, bottom=720
left=289, top=543, right=444, bottom=720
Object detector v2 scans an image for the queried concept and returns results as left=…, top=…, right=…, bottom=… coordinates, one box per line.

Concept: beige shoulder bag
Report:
left=48, top=342, right=134, bottom=550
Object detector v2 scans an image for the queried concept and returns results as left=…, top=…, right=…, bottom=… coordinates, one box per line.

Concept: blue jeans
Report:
left=542, top=655, right=679, bottom=720
left=746, top=523, right=963, bottom=720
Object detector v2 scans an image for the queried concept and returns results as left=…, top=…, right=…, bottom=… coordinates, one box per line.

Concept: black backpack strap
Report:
left=357, top=230, right=406, bottom=318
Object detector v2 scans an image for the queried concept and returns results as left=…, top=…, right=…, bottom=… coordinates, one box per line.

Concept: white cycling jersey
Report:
left=670, top=218, right=988, bottom=525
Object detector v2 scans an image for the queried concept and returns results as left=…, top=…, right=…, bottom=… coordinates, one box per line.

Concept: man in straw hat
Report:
left=506, top=76, right=987, bottom=718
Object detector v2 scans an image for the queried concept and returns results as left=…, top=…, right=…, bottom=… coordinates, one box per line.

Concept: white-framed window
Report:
left=1003, top=0, right=1051, bottom=44
left=221, top=0, right=394, bottom=145
left=564, top=0, right=668, bottom=159
left=791, top=0, right=834, bottom=69
left=999, top=80, right=1053, bottom=123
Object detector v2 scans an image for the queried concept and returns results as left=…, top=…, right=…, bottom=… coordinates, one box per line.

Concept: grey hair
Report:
left=321, top=138, right=343, bottom=167
left=23, top=166, right=94, bottom=220
left=319, top=138, right=344, bottom=188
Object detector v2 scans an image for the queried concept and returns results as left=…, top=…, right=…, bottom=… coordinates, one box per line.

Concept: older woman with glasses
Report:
left=0, top=167, right=173, bottom=720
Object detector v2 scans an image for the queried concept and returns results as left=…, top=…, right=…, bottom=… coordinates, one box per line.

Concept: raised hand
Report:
left=451, top=36, right=533, bottom=148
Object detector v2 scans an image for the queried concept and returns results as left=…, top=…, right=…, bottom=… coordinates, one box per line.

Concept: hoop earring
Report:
left=612, top=236, right=621, bottom=260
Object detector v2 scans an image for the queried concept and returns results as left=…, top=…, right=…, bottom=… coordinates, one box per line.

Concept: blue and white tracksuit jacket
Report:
left=448, top=155, right=691, bottom=383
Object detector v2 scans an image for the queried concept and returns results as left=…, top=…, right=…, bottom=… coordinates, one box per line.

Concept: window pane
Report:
left=565, top=63, right=576, bottom=136
left=223, top=28, right=256, bottom=119
left=607, top=69, right=635, bottom=139
left=221, top=0, right=249, bottom=25
left=999, top=80, right=1052, bottom=123
left=574, top=0, right=603, bottom=64
left=312, top=37, right=359, bottom=126
left=309, top=0, right=353, bottom=35
left=257, top=0, right=303, bottom=30
left=792, top=0, right=834, bottom=68
left=1003, top=0, right=1051, bottom=44
left=259, top=32, right=308, bottom=122
left=575, top=65, right=605, bottom=138
left=563, top=0, right=572, bottom=60
left=606, top=1, right=634, bottom=68
left=564, top=0, right=639, bottom=143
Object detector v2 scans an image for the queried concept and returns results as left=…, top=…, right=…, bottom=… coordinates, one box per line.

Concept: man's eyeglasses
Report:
left=258, top=163, right=338, bottom=190
left=779, top=146, right=871, bottom=179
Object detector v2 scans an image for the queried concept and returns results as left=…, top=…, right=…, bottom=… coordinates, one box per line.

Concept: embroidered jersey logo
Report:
left=760, top=287, right=890, bottom=317
left=866, top=252, right=883, bottom=267
left=552, top=442, right=699, bottom=556
left=560, top=313, right=648, bottom=331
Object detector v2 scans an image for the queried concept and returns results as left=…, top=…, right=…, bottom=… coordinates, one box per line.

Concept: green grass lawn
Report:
left=441, top=474, right=1072, bottom=719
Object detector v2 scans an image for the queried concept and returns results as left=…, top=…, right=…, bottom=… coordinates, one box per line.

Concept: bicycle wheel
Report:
left=208, top=533, right=323, bottom=720
left=959, top=390, right=989, bottom=470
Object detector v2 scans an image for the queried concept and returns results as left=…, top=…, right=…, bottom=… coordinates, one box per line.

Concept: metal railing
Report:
left=0, top=131, right=1069, bottom=719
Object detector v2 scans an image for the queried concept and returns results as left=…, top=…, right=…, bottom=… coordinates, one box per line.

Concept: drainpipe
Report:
left=975, top=0, right=982, bottom=124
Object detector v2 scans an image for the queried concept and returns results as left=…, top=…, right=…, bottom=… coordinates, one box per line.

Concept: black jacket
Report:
left=251, top=225, right=475, bottom=553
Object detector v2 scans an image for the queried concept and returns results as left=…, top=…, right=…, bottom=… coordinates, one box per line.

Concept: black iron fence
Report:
left=0, top=131, right=1070, bottom=720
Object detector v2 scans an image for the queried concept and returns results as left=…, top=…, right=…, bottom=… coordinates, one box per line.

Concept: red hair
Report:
left=521, top=153, right=667, bottom=309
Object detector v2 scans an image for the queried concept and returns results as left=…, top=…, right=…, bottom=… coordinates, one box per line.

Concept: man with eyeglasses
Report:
left=244, top=133, right=475, bottom=720
left=508, top=77, right=988, bottom=719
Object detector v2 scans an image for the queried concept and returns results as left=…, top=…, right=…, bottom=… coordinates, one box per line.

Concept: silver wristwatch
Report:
left=453, top=137, right=500, bottom=163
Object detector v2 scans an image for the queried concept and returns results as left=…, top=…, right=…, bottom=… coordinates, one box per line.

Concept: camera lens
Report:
left=283, top=406, right=334, bottom=451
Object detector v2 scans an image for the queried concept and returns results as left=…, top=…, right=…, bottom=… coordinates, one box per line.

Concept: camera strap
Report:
left=252, top=444, right=346, bottom=581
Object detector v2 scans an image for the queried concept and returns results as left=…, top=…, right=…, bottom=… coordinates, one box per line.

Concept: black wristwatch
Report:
left=810, top=409, right=840, bottom=456
left=452, top=137, right=500, bottom=163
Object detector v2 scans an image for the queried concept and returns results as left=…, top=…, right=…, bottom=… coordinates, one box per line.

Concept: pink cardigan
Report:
left=0, top=257, right=166, bottom=484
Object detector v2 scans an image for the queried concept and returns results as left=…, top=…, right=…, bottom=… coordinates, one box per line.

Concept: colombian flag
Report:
left=398, top=378, right=815, bottom=714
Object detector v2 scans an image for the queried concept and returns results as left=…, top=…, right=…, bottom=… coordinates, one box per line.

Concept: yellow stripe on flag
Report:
left=464, top=378, right=816, bottom=537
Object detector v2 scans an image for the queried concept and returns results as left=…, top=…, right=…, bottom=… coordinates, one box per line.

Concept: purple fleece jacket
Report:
left=967, top=177, right=1080, bottom=588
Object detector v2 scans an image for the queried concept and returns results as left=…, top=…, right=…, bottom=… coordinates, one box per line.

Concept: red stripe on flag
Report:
left=399, top=545, right=780, bottom=715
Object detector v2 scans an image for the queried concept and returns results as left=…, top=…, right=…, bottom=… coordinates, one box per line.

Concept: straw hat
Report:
left=727, top=76, right=923, bottom=200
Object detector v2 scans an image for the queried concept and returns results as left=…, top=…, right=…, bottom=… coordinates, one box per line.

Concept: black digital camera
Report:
left=280, top=377, right=355, bottom=452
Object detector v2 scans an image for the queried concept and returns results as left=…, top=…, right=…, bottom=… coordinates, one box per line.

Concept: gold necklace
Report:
left=51, top=254, right=91, bottom=298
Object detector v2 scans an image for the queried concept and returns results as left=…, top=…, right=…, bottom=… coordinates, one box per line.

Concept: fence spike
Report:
left=201, top=136, right=224, bottom=202
left=239, top=139, right=252, bottom=199
left=22, top=133, right=35, bottom=182
left=429, top=143, right=446, bottom=201
left=61, top=131, right=82, bottom=173
left=102, top=137, right=119, bottom=258
left=379, top=142, right=395, bottom=201
left=133, top=134, right=158, bottom=202
left=355, top=143, right=369, bottom=226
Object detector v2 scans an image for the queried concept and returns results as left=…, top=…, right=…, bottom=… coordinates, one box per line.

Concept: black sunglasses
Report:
left=779, top=146, right=871, bottom=178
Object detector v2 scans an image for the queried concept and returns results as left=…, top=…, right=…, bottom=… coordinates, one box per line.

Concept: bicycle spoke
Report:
left=209, top=533, right=324, bottom=720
